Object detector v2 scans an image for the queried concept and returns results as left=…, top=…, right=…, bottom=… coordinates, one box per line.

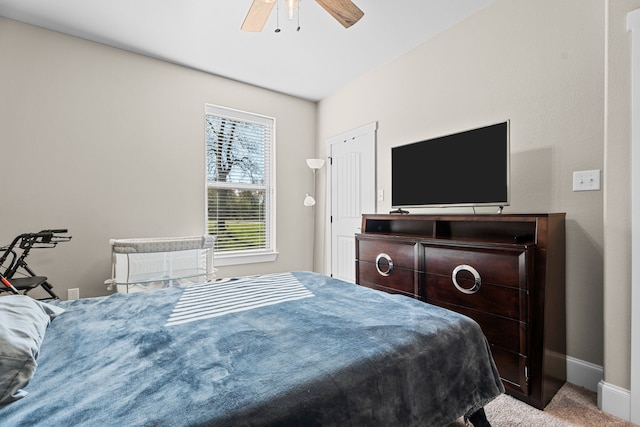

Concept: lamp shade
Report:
left=306, top=158, right=325, bottom=170
left=304, top=193, right=316, bottom=206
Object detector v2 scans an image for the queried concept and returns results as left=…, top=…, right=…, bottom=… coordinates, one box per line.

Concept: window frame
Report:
left=204, top=104, right=278, bottom=266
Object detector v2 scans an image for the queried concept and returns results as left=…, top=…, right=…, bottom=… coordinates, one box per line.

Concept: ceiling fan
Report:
left=241, top=0, right=364, bottom=32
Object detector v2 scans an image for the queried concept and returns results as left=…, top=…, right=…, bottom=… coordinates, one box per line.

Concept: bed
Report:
left=0, top=271, right=503, bottom=426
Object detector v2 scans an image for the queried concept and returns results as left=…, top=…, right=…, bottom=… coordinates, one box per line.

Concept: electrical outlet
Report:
left=67, top=288, right=80, bottom=300
left=572, top=170, right=601, bottom=192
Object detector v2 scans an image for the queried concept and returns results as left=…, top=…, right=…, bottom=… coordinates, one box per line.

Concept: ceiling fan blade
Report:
left=315, top=0, right=364, bottom=28
left=241, top=0, right=277, bottom=32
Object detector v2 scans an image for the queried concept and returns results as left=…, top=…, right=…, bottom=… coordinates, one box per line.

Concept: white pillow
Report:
left=0, top=295, right=64, bottom=404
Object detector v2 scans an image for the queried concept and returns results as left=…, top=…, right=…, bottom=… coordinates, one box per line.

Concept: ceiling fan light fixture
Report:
left=285, top=0, right=300, bottom=20
left=242, top=0, right=363, bottom=32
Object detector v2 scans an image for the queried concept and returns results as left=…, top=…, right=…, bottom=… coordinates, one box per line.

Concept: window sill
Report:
left=214, top=251, right=279, bottom=267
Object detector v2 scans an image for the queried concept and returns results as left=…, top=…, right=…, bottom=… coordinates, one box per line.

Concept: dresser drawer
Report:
left=423, top=244, right=530, bottom=289
left=491, top=347, right=529, bottom=396
left=357, top=237, right=419, bottom=271
left=435, top=301, right=526, bottom=355
left=434, top=299, right=528, bottom=395
left=357, top=260, right=418, bottom=297
left=425, top=274, right=527, bottom=321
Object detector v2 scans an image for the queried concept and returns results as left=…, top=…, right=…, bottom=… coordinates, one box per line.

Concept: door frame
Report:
left=626, top=9, right=639, bottom=424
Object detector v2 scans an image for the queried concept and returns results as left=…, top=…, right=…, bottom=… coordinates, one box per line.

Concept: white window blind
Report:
left=205, top=104, right=275, bottom=260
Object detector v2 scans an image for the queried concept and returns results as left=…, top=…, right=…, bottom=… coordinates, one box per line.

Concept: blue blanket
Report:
left=0, top=272, right=503, bottom=426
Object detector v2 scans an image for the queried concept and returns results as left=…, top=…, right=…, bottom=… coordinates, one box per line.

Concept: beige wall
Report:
left=0, top=17, right=317, bottom=298
left=604, top=0, right=640, bottom=390
left=318, top=0, right=606, bottom=372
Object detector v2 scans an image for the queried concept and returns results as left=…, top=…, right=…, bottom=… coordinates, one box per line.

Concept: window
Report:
left=205, top=104, right=277, bottom=266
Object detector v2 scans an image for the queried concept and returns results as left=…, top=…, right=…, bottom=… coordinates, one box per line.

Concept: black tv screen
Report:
left=391, top=121, right=510, bottom=208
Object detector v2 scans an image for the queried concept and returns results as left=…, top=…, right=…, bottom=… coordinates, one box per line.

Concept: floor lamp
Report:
left=304, top=158, right=325, bottom=271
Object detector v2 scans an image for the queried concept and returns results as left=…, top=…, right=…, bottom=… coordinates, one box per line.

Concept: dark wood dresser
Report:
left=355, top=213, right=566, bottom=409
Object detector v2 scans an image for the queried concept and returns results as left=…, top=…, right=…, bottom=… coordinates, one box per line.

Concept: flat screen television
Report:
left=391, top=121, right=510, bottom=210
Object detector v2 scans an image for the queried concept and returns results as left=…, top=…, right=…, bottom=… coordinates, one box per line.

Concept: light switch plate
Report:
left=573, top=170, right=601, bottom=191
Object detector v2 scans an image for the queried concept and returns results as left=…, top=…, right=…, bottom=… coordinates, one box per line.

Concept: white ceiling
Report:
left=0, top=0, right=495, bottom=102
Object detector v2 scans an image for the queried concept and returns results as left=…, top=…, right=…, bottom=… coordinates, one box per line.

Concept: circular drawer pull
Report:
left=375, top=253, right=393, bottom=276
left=452, top=264, right=481, bottom=294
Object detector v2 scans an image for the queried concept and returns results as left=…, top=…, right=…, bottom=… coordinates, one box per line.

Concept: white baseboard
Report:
left=598, top=380, right=631, bottom=421
left=565, top=357, right=631, bottom=421
left=566, top=355, right=603, bottom=392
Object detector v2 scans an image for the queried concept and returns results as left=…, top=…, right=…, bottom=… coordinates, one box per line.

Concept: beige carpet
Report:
left=446, top=383, right=637, bottom=426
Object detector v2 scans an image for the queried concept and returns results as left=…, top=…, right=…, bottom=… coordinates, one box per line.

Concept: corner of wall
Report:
left=567, top=356, right=632, bottom=422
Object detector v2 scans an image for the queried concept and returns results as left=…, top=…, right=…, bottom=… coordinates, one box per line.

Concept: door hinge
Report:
left=524, top=366, right=529, bottom=384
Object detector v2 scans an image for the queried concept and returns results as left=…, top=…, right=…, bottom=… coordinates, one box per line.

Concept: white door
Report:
left=327, top=122, right=377, bottom=282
